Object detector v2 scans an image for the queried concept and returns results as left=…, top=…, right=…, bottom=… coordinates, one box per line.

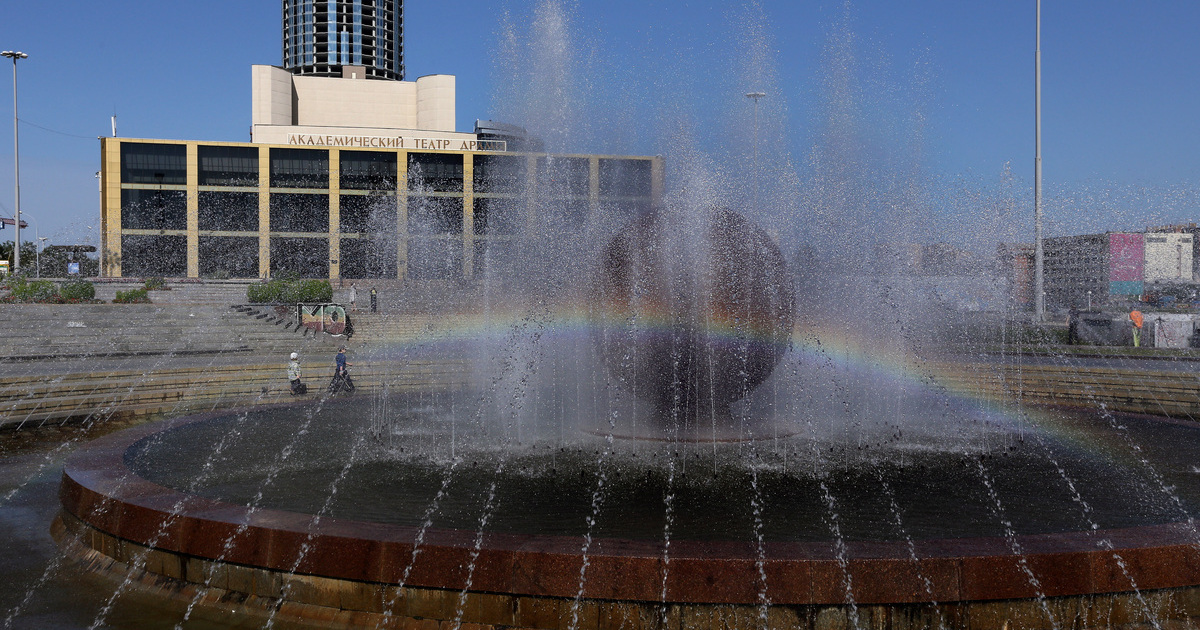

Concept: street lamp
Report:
left=745, top=91, right=766, bottom=209
left=1033, top=3, right=1044, bottom=321
left=37, top=236, right=45, bottom=278
left=2, top=50, right=27, bottom=273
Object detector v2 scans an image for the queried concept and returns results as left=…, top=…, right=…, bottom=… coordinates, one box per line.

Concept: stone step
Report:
left=0, top=360, right=470, bottom=428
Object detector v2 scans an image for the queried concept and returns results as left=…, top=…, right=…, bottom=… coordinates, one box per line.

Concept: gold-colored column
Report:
left=185, top=142, right=199, bottom=278
left=258, top=146, right=271, bottom=278
left=397, top=151, right=408, bottom=281
left=462, top=153, right=474, bottom=279
left=329, top=149, right=341, bottom=280
left=101, top=138, right=123, bottom=277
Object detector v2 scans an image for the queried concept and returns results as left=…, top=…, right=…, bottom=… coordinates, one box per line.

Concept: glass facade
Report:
left=408, top=196, right=462, bottom=235
left=122, top=235, right=187, bottom=277
left=270, top=148, right=329, bottom=188
left=340, top=236, right=397, bottom=278
left=104, top=138, right=659, bottom=281
left=271, top=237, right=329, bottom=277
left=198, top=192, right=258, bottom=232
left=198, top=146, right=259, bottom=186
left=340, top=151, right=397, bottom=190
left=270, top=193, right=329, bottom=233
left=120, top=143, right=186, bottom=185
left=340, top=194, right=396, bottom=234
left=537, top=156, right=589, bottom=197
left=121, top=190, right=187, bottom=231
left=199, top=237, right=259, bottom=278
left=474, top=154, right=525, bottom=193
left=283, top=0, right=404, bottom=80
left=408, top=153, right=463, bottom=193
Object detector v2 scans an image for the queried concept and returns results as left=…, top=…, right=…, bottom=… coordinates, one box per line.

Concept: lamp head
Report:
left=1, top=51, right=28, bottom=60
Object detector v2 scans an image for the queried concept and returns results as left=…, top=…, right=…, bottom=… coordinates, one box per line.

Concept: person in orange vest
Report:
left=1130, top=310, right=1144, bottom=347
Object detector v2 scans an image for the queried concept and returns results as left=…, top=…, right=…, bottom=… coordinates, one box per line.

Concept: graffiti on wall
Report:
left=298, top=304, right=354, bottom=337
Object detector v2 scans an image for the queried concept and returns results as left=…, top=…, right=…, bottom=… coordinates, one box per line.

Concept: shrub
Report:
left=248, top=278, right=333, bottom=303
left=114, top=287, right=150, bottom=303
left=290, top=279, right=333, bottom=303
left=248, top=280, right=284, bottom=303
left=9, top=277, right=58, bottom=302
left=60, top=280, right=96, bottom=301
left=144, top=276, right=168, bottom=290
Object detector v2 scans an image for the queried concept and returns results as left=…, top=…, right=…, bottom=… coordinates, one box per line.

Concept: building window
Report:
left=270, top=148, right=329, bottom=188
left=340, top=151, right=397, bottom=190
left=199, top=236, right=259, bottom=278
left=408, top=196, right=462, bottom=235
left=408, top=238, right=462, bottom=280
left=408, top=153, right=463, bottom=193
left=270, top=193, right=330, bottom=232
left=474, top=155, right=526, bottom=194
left=340, top=194, right=396, bottom=234
left=537, top=156, right=589, bottom=197
left=122, top=190, right=187, bottom=231
left=340, top=236, right=397, bottom=279
left=599, top=158, right=651, bottom=198
left=122, top=235, right=187, bottom=276
left=199, top=192, right=258, bottom=232
left=199, top=146, right=259, bottom=186
left=120, top=143, right=186, bottom=185
left=270, top=236, right=329, bottom=277
left=473, top=197, right=522, bottom=235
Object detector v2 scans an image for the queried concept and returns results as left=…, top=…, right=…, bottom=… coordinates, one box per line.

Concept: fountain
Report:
left=589, top=207, right=795, bottom=433
left=20, top=2, right=1200, bottom=629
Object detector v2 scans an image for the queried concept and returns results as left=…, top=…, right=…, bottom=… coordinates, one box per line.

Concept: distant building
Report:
left=284, top=0, right=404, bottom=81
left=98, top=0, right=661, bottom=280
left=250, top=65, right=459, bottom=145
left=997, top=243, right=1033, bottom=306
left=1005, top=231, right=1194, bottom=310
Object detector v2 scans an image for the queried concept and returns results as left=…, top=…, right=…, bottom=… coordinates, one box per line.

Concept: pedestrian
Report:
left=349, top=283, right=358, bottom=311
left=1130, top=309, right=1144, bottom=347
left=370, top=287, right=378, bottom=313
left=329, top=346, right=355, bottom=394
left=287, top=352, right=307, bottom=395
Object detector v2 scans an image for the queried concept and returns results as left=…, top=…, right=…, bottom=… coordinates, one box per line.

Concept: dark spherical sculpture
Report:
left=589, top=208, right=796, bottom=428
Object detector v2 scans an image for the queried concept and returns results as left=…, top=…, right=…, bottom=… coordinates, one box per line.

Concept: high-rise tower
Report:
left=283, top=0, right=404, bottom=81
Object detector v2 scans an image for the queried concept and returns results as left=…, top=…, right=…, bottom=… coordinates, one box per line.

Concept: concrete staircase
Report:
left=0, top=359, right=470, bottom=429
left=0, top=303, right=343, bottom=361
left=0, top=301, right=472, bottom=429
left=90, top=281, right=255, bottom=305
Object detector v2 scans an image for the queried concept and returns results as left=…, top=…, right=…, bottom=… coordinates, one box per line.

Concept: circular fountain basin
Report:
left=57, top=398, right=1200, bottom=629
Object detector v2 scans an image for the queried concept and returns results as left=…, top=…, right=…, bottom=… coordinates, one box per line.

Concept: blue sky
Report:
left=0, top=1, right=1197, bottom=246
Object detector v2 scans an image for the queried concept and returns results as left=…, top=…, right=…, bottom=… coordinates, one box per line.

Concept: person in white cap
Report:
left=288, top=352, right=307, bottom=395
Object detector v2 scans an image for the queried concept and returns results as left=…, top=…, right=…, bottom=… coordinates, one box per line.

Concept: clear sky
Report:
left=0, top=1, right=1197, bottom=246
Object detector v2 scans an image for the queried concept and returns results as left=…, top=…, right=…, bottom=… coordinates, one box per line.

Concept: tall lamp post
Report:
left=745, top=92, right=766, bottom=209
left=1033, top=3, right=1045, bottom=321
left=2, top=50, right=27, bottom=273
left=37, top=236, right=45, bottom=278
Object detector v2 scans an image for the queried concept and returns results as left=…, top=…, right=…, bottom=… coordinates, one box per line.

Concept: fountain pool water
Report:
left=55, top=389, right=1200, bottom=629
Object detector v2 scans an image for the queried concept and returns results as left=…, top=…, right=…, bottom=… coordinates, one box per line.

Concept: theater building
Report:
left=100, top=57, right=661, bottom=280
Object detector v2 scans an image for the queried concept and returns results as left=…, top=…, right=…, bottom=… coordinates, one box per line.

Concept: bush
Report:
left=114, top=287, right=150, bottom=303
left=60, top=280, right=96, bottom=301
left=144, top=276, right=168, bottom=290
left=247, top=278, right=333, bottom=303
left=290, top=279, right=333, bottom=303
left=9, top=277, right=58, bottom=302
left=247, top=282, right=276, bottom=303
